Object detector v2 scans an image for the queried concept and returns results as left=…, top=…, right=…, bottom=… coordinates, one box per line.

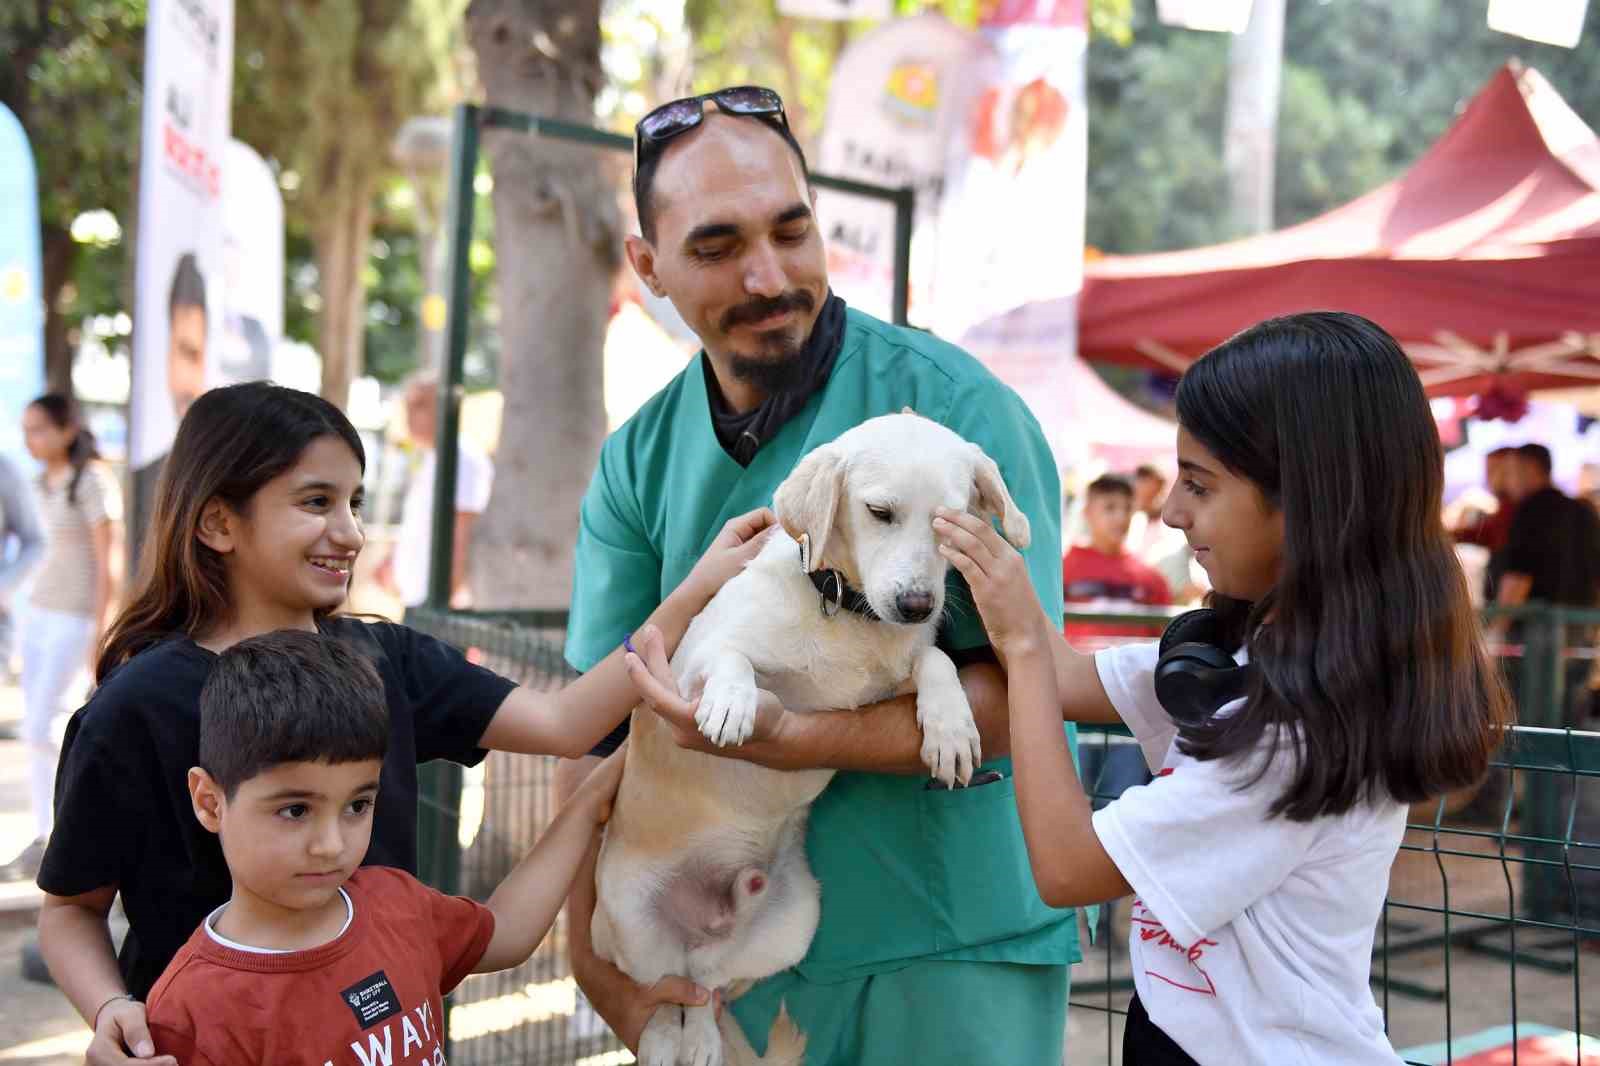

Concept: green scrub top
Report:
left=566, top=308, right=1081, bottom=981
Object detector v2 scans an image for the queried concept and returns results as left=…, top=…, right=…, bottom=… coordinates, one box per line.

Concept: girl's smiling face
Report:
left=202, top=435, right=366, bottom=626
left=1162, top=426, right=1285, bottom=603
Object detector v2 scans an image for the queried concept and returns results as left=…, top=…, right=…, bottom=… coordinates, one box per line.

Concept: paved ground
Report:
left=0, top=681, right=86, bottom=1066
left=2, top=669, right=1593, bottom=1066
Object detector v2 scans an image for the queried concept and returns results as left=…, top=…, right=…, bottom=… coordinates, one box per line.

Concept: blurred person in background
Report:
left=4, top=395, right=121, bottom=880
left=0, top=452, right=46, bottom=686
left=375, top=372, right=494, bottom=613
left=1064, top=474, right=1172, bottom=647
left=1453, top=446, right=1519, bottom=554
left=1489, top=443, right=1600, bottom=726
left=1127, top=463, right=1203, bottom=603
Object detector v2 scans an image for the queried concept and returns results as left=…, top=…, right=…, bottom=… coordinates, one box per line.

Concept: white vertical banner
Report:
left=939, top=0, right=1088, bottom=462
left=129, top=0, right=233, bottom=559
left=1156, top=0, right=1255, bottom=33
left=814, top=13, right=989, bottom=321
left=130, top=0, right=234, bottom=472
left=778, top=0, right=893, bottom=18
left=0, top=104, right=43, bottom=468
left=1487, top=0, right=1588, bottom=48
left=221, top=138, right=283, bottom=385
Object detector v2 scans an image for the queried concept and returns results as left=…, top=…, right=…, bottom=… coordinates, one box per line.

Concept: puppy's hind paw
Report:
left=681, top=1004, right=723, bottom=1066
left=695, top=676, right=759, bottom=747
left=638, top=1007, right=684, bottom=1066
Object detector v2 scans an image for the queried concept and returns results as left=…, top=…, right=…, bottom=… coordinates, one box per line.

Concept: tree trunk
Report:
left=41, top=223, right=76, bottom=395
left=464, top=0, right=618, bottom=610
left=1222, top=0, right=1286, bottom=235
left=313, top=172, right=373, bottom=409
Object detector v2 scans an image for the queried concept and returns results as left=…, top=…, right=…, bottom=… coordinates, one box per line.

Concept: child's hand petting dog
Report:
left=934, top=508, right=1053, bottom=666
left=624, top=625, right=789, bottom=754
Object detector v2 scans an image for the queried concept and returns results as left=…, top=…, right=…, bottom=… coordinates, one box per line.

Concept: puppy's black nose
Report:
left=896, top=590, right=934, bottom=623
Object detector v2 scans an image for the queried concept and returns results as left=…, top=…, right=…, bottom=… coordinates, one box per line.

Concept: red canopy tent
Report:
left=975, top=62, right=1600, bottom=397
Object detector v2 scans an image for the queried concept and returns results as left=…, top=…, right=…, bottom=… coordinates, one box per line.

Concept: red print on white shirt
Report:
left=1131, top=899, right=1219, bottom=997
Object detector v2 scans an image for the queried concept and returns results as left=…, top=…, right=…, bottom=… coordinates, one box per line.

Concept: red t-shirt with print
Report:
left=147, top=866, right=494, bottom=1066
left=1062, top=545, right=1172, bottom=646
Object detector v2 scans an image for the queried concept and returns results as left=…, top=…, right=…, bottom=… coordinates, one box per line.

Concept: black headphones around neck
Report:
left=1153, top=609, right=1257, bottom=728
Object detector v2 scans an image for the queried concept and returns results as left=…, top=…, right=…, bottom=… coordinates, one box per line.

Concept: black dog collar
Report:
left=798, top=539, right=879, bottom=620
left=807, top=567, right=879, bottom=620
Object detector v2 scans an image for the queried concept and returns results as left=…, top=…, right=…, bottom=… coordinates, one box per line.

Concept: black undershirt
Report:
left=705, top=291, right=847, bottom=467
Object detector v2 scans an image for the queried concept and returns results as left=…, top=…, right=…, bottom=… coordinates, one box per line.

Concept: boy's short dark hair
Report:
left=1516, top=442, right=1553, bottom=476
left=199, top=630, right=389, bottom=798
left=1086, top=474, right=1135, bottom=500
left=1133, top=464, right=1164, bottom=482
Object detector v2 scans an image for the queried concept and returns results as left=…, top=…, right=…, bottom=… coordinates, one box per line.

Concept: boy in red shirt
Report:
left=1063, top=474, right=1172, bottom=648
left=143, top=630, right=625, bottom=1066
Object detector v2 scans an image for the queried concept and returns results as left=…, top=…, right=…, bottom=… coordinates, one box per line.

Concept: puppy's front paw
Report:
left=638, top=1006, right=683, bottom=1066
left=681, top=1004, right=723, bottom=1066
left=696, top=675, right=759, bottom=747
left=916, top=691, right=982, bottom=788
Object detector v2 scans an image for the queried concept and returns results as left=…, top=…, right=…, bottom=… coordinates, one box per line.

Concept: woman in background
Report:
left=7, top=394, right=121, bottom=881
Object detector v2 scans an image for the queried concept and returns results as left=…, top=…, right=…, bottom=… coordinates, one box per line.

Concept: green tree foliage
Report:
left=229, top=0, right=462, bottom=403
left=359, top=176, right=500, bottom=389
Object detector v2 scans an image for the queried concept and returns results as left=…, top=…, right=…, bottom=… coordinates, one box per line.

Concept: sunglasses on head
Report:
left=634, top=86, right=788, bottom=169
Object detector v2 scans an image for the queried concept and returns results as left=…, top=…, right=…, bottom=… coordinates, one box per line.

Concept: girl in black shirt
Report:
left=36, top=383, right=771, bottom=1065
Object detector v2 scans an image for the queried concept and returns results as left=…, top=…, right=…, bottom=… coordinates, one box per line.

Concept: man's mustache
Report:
left=721, top=290, right=815, bottom=332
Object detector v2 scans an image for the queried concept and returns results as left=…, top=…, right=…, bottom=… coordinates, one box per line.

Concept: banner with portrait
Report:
left=129, top=0, right=234, bottom=557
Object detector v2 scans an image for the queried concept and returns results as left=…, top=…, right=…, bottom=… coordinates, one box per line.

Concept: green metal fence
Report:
left=411, top=603, right=1599, bottom=1065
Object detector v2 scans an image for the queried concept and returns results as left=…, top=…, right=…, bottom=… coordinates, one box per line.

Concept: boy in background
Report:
left=1063, top=474, right=1171, bottom=648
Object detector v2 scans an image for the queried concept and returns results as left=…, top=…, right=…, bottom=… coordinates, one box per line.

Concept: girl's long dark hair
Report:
left=29, top=394, right=100, bottom=504
left=1175, top=312, right=1512, bottom=820
left=97, top=382, right=366, bottom=681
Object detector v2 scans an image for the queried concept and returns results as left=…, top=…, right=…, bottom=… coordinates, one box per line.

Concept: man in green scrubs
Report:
left=557, top=85, right=1080, bottom=1064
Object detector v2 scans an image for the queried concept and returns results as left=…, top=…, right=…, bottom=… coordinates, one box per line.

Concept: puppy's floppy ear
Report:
left=969, top=445, right=1031, bottom=549
left=774, top=445, right=846, bottom=572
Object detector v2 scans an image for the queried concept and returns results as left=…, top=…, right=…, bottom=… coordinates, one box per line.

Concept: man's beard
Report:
left=721, top=290, right=817, bottom=393
left=728, top=329, right=809, bottom=393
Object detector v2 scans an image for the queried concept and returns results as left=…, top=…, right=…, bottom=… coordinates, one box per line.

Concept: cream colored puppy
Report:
left=592, top=412, right=1030, bottom=1066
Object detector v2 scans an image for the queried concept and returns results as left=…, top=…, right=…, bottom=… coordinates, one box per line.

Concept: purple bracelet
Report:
left=623, top=632, right=635, bottom=655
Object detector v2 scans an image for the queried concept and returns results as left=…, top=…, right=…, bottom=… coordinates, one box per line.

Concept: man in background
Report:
left=1490, top=443, right=1600, bottom=726
left=1454, top=446, right=1519, bottom=556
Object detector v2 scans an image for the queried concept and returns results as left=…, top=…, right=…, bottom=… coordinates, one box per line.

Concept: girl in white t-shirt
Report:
left=934, top=311, right=1511, bottom=1066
